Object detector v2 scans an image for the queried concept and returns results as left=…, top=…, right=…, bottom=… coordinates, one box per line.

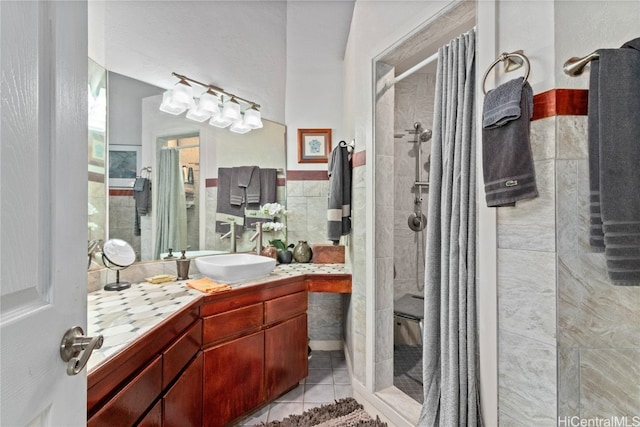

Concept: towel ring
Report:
left=482, top=51, right=531, bottom=95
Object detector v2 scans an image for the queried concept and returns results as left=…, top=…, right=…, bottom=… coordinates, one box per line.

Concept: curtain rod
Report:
left=384, top=51, right=439, bottom=89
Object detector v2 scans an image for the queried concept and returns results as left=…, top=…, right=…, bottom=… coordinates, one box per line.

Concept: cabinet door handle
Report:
left=60, top=326, right=104, bottom=376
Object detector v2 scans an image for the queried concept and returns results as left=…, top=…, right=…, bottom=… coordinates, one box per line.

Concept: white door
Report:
left=1, top=1, right=88, bottom=426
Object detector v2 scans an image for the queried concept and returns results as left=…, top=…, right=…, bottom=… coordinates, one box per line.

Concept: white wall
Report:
left=343, top=1, right=453, bottom=151
left=108, top=72, right=163, bottom=147
left=554, top=1, right=640, bottom=89
left=285, top=1, right=354, bottom=171
left=89, top=1, right=288, bottom=124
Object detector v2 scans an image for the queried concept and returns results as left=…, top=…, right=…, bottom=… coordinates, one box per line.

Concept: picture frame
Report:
left=108, top=145, right=142, bottom=188
left=297, top=128, right=332, bottom=163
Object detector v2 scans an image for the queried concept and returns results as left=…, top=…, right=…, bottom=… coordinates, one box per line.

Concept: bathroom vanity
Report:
left=86, top=264, right=350, bottom=427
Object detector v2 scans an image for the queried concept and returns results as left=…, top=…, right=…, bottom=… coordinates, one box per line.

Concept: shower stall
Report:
left=370, top=2, right=476, bottom=421
left=392, top=73, right=437, bottom=403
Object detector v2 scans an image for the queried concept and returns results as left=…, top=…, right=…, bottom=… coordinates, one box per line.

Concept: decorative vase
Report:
left=293, top=241, right=312, bottom=263
left=277, top=249, right=293, bottom=264
left=261, top=245, right=278, bottom=260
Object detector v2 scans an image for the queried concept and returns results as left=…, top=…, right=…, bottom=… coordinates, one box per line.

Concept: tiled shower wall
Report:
left=556, top=116, right=640, bottom=419
left=496, top=116, right=558, bottom=425
left=346, top=162, right=367, bottom=381
left=498, top=114, right=640, bottom=425
left=109, top=194, right=141, bottom=260
left=393, top=72, right=436, bottom=302
left=373, top=62, right=396, bottom=389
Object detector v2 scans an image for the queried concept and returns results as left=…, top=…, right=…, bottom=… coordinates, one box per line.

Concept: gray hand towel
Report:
left=588, top=58, right=605, bottom=252
left=593, top=37, right=640, bottom=285
left=229, top=167, right=243, bottom=206
left=245, top=166, right=261, bottom=204
left=482, top=77, right=526, bottom=129
left=482, top=81, right=537, bottom=207
left=245, top=168, right=277, bottom=229
left=133, top=177, right=151, bottom=236
left=327, top=144, right=351, bottom=243
left=216, top=167, right=244, bottom=234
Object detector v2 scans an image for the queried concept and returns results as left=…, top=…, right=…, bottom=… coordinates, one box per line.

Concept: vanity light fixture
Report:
left=160, top=72, right=263, bottom=133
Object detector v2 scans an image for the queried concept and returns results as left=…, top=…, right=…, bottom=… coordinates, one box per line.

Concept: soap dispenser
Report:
left=176, top=250, right=191, bottom=280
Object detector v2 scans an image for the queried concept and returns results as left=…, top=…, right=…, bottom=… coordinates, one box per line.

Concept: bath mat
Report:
left=256, top=397, right=387, bottom=427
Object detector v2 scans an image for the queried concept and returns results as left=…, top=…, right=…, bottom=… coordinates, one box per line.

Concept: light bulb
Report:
left=230, top=118, right=251, bottom=134
left=198, top=90, right=220, bottom=116
left=186, top=106, right=211, bottom=122
left=170, top=80, right=194, bottom=108
left=222, top=99, right=241, bottom=121
left=243, top=107, right=263, bottom=129
left=159, top=91, right=187, bottom=115
left=209, top=111, right=233, bottom=128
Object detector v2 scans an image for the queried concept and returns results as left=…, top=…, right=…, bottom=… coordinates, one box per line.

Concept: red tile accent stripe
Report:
left=286, top=170, right=329, bottom=181
left=109, top=189, right=134, bottom=196
left=532, top=88, right=588, bottom=121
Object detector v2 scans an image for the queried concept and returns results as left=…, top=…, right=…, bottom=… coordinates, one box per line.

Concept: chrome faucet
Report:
left=249, top=222, right=262, bottom=255
left=220, top=220, right=237, bottom=253
left=87, top=239, right=103, bottom=270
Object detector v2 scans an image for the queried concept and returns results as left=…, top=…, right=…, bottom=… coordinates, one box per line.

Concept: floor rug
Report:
left=256, top=397, right=388, bottom=427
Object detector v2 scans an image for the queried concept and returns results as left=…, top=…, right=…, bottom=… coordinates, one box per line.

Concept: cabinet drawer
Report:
left=88, top=355, right=162, bottom=427
left=203, top=302, right=263, bottom=345
left=163, top=319, right=202, bottom=389
left=264, top=291, right=307, bottom=325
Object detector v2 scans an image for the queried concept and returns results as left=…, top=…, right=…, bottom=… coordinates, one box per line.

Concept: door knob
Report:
left=60, top=326, right=104, bottom=376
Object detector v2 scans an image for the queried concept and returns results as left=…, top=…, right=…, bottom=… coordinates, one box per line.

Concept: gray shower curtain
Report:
left=419, top=29, right=479, bottom=426
left=154, top=147, right=187, bottom=259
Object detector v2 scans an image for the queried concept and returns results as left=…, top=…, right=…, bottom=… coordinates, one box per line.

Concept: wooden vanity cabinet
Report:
left=265, top=313, right=307, bottom=399
left=201, top=280, right=308, bottom=426
left=87, top=302, right=202, bottom=427
left=88, top=273, right=354, bottom=426
left=163, top=351, right=203, bottom=427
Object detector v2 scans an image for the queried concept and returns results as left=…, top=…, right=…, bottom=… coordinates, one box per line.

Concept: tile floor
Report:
left=234, top=350, right=352, bottom=426
left=393, top=344, right=423, bottom=403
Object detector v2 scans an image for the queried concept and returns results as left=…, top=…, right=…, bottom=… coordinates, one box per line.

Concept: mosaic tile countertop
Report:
left=87, top=263, right=350, bottom=373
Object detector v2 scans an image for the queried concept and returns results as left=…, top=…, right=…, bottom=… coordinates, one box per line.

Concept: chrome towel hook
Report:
left=482, top=51, right=531, bottom=95
left=563, top=51, right=599, bottom=76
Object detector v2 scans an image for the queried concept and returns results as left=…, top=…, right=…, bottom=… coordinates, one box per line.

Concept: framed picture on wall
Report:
left=109, top=145, right=141, bottom=188
left=297, top=128, right=332, bottom=163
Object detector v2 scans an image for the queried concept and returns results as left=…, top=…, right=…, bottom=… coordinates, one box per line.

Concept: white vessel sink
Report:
left=194, top=253, right=276, bottom=284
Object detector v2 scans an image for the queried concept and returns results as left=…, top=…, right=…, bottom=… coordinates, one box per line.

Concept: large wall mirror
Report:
left=88, top=66, right=286, bottom=264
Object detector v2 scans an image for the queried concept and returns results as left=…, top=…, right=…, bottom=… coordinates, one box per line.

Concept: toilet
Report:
left=394, top=293, right=424, bottom=347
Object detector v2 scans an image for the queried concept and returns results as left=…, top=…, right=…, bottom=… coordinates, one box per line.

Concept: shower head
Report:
left=409, top=122, right=432, bottom=143
left=420, top=129, right=432, bottom=142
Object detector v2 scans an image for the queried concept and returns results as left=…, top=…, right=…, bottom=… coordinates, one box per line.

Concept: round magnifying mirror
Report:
left=101, top=238, right=136, bottom=291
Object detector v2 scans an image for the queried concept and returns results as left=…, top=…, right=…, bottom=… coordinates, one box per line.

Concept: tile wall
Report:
left=373, top=61, right=396, bottom=389
left=346, top=160, right=367, bottom=383
left=496, top=116, right=557, bottom=426
left=393, top=72, right=436, bottom=303
left=498, top=114, right=640, bottom=425
left=556, top=116, right=640, bottom=419
left=109, top=194, right=141, bottom=260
